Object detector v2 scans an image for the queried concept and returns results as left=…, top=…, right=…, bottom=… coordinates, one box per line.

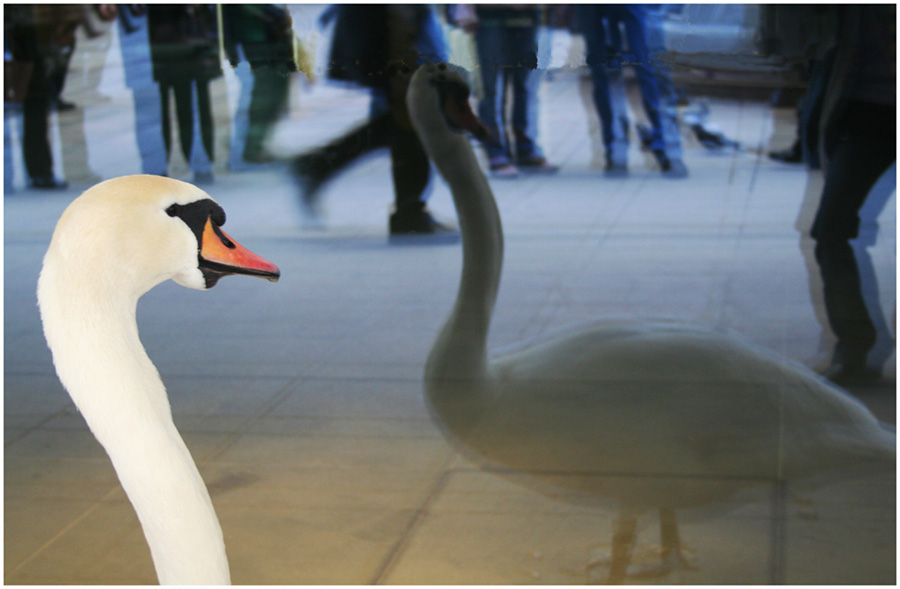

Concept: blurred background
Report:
left=5, top=4, right=895, bottom=585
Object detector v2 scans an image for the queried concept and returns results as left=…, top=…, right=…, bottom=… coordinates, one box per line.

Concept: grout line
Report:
left=201, top=374, right=309, bottom=463
left=4, top=407, right=74, bottom=449
left=10, top=485, right=122, bottom=576
left=767, top=480, right=789, bottom=585
left=369, top=462, right=457, bottom=584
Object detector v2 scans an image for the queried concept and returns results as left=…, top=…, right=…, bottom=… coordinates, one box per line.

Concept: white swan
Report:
left=37, top=175, right=280, bottom=585
left=408, top=64, right=895, bottom=583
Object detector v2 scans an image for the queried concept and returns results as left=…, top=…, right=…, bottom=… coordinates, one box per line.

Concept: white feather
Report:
left=38, top=175, right=231, bottom=585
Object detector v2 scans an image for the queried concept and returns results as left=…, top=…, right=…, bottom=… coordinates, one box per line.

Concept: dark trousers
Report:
left=474, top=24, right=539, bottom=160
left=159, top=77, right=214, bottom=165
left=578, top=5, right=665, bottom=153
left=811, top=101, right=896, bottom=363
left=294, top=80, right=431, bottom=214
left=11, top=24, right=55, bottom=180
left=244, top=63, right=291, bottom=159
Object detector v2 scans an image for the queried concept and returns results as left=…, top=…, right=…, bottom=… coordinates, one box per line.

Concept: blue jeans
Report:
left=578, top=5, right=666, bottom=155
left=474, top=24, right=541, bottom=161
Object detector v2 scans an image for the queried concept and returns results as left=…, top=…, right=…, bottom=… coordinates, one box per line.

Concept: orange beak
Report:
left=444, top=93, right=490, bottom=142
left=198, top=219, right=280, bottom=287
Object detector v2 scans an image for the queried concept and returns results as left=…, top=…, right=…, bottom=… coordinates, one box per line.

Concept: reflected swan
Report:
left=38, top=175, right=280, bottom=584
left=407, top=64, right=895, bottom=583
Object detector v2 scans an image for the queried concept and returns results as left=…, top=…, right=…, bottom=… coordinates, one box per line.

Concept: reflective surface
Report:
left=5, top=4, right=896, bottom=585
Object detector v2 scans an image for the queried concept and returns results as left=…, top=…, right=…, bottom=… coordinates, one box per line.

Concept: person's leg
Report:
left=811, top=102, right=896, bottom=379
left=158, top=82, right=173, bottom=165
left=21, top=57, right=54, bottom=181
left=171, top=79, right=194, bottom=163
left=642, top=7, right=684, bottom=162
left=618, top=7, right=666, bottom=155
left=292, top=107, right=391, bottom=216
left=19, top=27, right=55, bottom=182
left=389, top=122, right=431, bottom=216
left=577, top=7, right=616, bottom=161
left=132, top=83, right=167, bottom=175
left=244, top=64, right=290, bottom=161
left=195, top=78, right=215, bottom=163
left=294, top=109, right=391, bottom=185
left=386, top=66, right=435, bottom=231
left=474, top=24, right=508, bottom=161
left=508, top=26, right=540, bottom=161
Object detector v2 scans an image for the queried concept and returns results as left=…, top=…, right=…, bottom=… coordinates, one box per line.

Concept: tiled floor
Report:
left=5, top=11, right=896, bottom=585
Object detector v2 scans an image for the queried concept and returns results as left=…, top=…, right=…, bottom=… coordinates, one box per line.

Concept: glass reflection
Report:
left=4, top=3, right=895, bottom=585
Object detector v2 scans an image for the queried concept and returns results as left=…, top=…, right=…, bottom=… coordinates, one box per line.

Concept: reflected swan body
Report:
left=37, top=175, right=280, bottom=585
left=408, top=64, right=895, bottom=582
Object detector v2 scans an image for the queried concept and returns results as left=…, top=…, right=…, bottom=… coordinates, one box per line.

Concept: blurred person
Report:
left=5, top=4, right=83, bottom=189
left=576, top=4, right=685, bottom=178
left=761, top=5, right=838, bottom=169
left=639, top=4, right=687, bottom=161
left=5, top=24, right=29, bottom=191
left=450, top=4, right=557, bottom=179
left=768, top=57, right=833, bottom=169
left=292, top=5, right=451, bottom=235
left=222, top=4, right=297, bottom=165
left=146, top=4, right=221, bottom=184
left=115, top=4, right=167, bottom=176
left=45, top=6, right=83, bottom=111
left=639, top=5, right=736, bottom=157
left=808, top=5, right=896, bottom=385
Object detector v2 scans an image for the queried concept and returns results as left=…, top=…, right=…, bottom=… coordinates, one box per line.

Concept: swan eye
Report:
left=210, top=208, right=226, bottom=227
left=165, top=199, right=228, bottom=247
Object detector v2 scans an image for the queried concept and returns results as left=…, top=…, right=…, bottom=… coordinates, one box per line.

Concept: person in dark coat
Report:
left=292, top=5, right=450, bottom=235
left=222, top=4, right=297, bottom=164
left=5, top=4, right=82, bottom=189
left=809, top=5, right=896, bottom=384
left=146, top=4, right=222, bottom=183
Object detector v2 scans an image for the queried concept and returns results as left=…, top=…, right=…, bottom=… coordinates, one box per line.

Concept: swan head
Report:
left=407, top=62, right=490, bottom=142
left=42, top=175, right=280, bottom=298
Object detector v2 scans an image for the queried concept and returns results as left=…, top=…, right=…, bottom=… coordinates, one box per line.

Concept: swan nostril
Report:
left=212, top=223, right=235, bottom=249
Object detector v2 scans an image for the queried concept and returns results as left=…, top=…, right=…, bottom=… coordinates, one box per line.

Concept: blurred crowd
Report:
left=3, top=4, right=896, bottom=382
left=3, top=5, right=722, bottom=197
left=5, top=4, right=300, bottom=189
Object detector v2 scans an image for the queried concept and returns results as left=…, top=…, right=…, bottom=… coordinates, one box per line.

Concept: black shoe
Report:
left=769, top=141, right=802, bottom=164
left=662, top=158, right=689, bottom=179
left=820, top=347, right=879, bottom=387
left=53, top=99, right=77, bottom=112
left=652, top=149, right=672, bottom=172
left=193, top=171, right=214, bottom=185
left=389, top=209, right=455, bottom=236
left=636, top=123, right=654, bottom=151
left=822, top=361, right=880, bottom=387
left=29, top=176, right=68, bottom=190
left=243, top=145, right=279, bottom=164
left=515, top=155, right=559, bottom=175
left=692, top=123, right=738, bottom=150
left=292, top=159, right=328, bottom=219
left=604, top=154, right=628, bottom=178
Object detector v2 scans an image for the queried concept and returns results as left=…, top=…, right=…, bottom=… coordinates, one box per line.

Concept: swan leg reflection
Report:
left=657, top=507, right=696, bottom=571
left=589, top=508, right=696, bottom=584
left=608, top=513, right=638, bottom=584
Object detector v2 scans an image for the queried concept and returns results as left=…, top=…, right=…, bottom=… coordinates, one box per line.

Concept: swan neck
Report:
left=424, top=125, right=503, bottom=385
left=38, top=264, right=231, bottom=584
